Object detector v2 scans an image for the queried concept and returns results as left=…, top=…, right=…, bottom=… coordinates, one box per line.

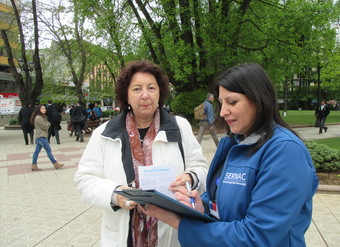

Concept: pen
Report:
left=185, top=181, right=195, bottom=209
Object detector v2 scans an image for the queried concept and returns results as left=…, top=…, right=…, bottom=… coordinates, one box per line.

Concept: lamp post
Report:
left=317, top=62, right=321, bottom=106
left=18, top=58, right=35, bottom=103
left=18, top=58, right=35, bottom=74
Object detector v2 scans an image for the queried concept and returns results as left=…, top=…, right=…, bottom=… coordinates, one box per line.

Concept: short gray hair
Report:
left=206, top=93, right=214, bottom=99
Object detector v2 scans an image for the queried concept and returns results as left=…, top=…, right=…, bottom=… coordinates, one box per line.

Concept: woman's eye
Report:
left=229, top=101, right=237, bottom=105
left=132, top=88, right=141, bottom=92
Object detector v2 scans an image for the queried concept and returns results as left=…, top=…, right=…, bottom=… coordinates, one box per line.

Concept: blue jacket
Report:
left=178, top=125, right=319, bottom=247
left=94, top=106, right=102, bottom=118
left=203, top=99, right=214, bottom=125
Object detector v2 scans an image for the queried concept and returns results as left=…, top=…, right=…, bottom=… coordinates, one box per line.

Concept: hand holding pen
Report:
left=185, top=181, right=196, bottom=209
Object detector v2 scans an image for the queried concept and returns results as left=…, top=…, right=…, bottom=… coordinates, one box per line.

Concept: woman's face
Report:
left=127, top=72, right=160, bottom=123
left=219, top=86, right=257, bottom=137
left=40, top=106, right=46, bottom=114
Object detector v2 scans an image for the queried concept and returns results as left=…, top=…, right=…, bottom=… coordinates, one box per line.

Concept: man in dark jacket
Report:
left=71, top=101, right=87, bottom=142
left=315, top=100, right=330, bottom=134
left=18, top=103, right=35, bottom=145
left=46, top=100, right=62, bottom=144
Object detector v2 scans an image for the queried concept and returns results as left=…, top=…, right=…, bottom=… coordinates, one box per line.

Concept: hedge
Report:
left=305, top=141, right=340, bottom=172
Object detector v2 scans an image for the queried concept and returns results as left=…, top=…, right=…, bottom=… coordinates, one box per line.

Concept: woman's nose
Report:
left=220, top=104, right=230, bottom=117
left=141, top=89, right=149, bottom=99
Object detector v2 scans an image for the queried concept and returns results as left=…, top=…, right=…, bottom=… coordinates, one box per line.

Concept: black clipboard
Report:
left=114, top=189, right=217, bottom=222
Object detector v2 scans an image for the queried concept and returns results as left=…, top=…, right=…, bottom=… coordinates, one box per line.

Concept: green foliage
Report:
left=101, top=110, right=120, bottom=118
left=170, top=89, right=207, bottom=116
left=9, top=118, right=20, bottom=126
left=40, top=81, right=78, bottom=105
left=305, top=141, right=340, bottom=172
left=35, top=0, right=339, bottom=108
left=101, top=111, right=111, bottom=118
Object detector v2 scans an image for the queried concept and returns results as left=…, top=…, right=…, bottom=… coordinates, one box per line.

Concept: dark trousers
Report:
left=22, top=126, right=34, bottom=145
left=48, top=124, right=60, bottom=144
left=74, top=123, right=84, bottom=141
left=318, top=117, right=327, bottom=133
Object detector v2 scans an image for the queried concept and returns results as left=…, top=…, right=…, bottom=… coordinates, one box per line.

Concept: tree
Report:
left=61, top=0, right=338, bottom=118
left=1, top=0, right=44, bottom=106
left=38, top=1, right=89, bottom=106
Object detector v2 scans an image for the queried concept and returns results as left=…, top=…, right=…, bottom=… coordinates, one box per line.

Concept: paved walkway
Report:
left=0, top=122, right=339, bottom=246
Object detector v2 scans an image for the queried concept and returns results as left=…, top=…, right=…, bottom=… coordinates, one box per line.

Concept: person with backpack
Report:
left=46, top=100, right=62, bottom=144
left=196, top=93, right=219, bottom=147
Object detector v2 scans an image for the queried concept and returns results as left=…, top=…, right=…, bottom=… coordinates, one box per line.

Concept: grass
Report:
left=313, top=138, right=340, bottom=151
left=280, top=110, right=340, bottom=151
left=280, top=110, right=340, bottom=126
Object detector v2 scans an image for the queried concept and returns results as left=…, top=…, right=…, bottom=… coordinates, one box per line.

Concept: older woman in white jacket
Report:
left=74, top=60, right=207, bottom=247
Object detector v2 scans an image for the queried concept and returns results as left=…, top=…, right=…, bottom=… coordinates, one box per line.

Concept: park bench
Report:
left=87, top=119, right=101, bottom=129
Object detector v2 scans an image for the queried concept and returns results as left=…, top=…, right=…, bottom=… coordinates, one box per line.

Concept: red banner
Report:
left=0, top=93, right=19, bottom=98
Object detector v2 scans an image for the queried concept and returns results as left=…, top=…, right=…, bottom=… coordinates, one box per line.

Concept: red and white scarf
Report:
left=126, top=109, right=160, bottom=247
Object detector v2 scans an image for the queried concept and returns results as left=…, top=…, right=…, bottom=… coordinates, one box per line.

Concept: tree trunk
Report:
left=31, top=0, right=44, bottom=105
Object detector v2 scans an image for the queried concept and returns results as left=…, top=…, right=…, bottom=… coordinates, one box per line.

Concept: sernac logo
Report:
left=223, top=172, right=247, bottom=186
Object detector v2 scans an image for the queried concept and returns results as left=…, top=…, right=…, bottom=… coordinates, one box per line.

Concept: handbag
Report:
left=67, top=121, right=74, bottom=131
left=71, top=114, right=86, bottom=124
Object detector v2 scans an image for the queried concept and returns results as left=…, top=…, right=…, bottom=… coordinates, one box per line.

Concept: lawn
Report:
left=313, top=138, right=340, bottom=151
left=280, top=110, right=340, bottom=126
left=280, top=110, right=340, bottom=151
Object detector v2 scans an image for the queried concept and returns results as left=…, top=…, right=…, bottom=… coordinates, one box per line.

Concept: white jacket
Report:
left=75, top=110, right=207, bottom=247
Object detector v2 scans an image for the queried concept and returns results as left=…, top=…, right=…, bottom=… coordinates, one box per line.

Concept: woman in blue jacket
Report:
left=140, top=63, right=319, bottom=247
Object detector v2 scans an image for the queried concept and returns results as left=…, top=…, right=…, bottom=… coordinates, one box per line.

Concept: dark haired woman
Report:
left=140, top=63, right=319, bottom=247
left=75, top=60, right=207, bottom=247
left=30, top=105, right=64, bottom=171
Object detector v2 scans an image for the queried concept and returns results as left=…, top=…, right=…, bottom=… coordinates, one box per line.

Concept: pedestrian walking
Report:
left=315, top=100, right=330, bottom=134
left=18, top=103, right=35, bottom=145
left=68, top=105, right=75, bottom=137
left=196, top=93, right=219, bottom=147
left=30, top=104, right=64, bottom=171
left=71, top=101, right=87, bottom=142
left=46, top=100, right=62, bottom=144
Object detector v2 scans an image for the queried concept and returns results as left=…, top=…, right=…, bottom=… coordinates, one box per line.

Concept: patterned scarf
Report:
left=126, top=109, right=160, bottom=247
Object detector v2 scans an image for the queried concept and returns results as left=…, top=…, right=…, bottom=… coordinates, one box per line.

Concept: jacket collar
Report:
left=100, top=108, right=182, bottom=185
left=101, top=108, right=182, bottom=142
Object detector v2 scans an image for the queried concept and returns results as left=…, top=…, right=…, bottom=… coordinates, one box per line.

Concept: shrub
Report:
left=305, top=141, right=340, bottom=172
left=101, top=110, right=120, bottom=118
left=170, top=89, right=207, bottom=117
left=9, top=118, right=20, bottom=125
left=101, top=111, right=111, bottom=118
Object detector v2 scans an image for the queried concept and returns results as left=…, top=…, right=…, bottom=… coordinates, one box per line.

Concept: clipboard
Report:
left=114, top=189, right=217, bottom=222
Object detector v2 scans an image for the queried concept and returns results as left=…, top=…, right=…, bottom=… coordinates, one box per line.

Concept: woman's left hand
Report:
left=138, top=204, right=181, bottom=229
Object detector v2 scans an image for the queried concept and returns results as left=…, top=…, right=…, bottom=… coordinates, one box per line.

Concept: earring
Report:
left=128, top=105, right=131, bottom=110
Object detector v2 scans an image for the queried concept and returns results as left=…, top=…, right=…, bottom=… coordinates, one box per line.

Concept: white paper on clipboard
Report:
left=138, top=164, right=176, bottom=199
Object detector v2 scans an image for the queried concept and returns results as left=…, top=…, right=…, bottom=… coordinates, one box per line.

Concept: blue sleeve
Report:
left=178, top=141, right=318, bottom=247
left=204, top=102, right=214, bottom=125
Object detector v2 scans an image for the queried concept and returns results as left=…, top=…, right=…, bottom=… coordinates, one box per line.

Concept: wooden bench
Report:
left=87, top=120, right=101, bottom=129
